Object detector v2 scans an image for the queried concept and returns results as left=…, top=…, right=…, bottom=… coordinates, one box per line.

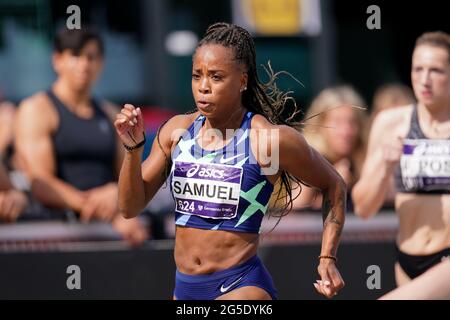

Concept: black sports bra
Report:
left=394, top=105, right=450, bottom=194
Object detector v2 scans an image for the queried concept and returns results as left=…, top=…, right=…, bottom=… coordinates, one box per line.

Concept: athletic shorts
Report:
left=174, top=255, right=278, bottom=300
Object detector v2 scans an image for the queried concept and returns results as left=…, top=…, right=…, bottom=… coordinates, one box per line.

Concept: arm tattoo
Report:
left=322, top=199, right=342, bottom=235
left=320, top=187, right=346, bottom=257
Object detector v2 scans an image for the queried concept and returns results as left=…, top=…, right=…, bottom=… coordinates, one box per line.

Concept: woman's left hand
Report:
left=314, top=259, right=345, bottom=298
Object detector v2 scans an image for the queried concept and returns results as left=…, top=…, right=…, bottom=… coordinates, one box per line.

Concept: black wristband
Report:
left=123, top=132, right=146, bottom=152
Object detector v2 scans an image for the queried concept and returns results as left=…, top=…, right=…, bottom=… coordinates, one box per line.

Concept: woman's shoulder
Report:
left=250, top=113, right=277, bottom=130
left=17, top=91, right=58, bottom=130
left=250, top=113, right=301, bottom=131
left=375, top=104, right=414, bottom=127
left=157, top=112, right=199, bottom=146
left=249, top=113, right=304, bottom=151
left=19, top=91, right=53, bottom=111
left=164, top=112, right=199, bottom=130
left=371, top=104, right=414, bottom=136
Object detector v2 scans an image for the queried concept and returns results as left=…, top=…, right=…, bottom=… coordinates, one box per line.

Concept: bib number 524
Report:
left=178, top=200, right=195, bottom=212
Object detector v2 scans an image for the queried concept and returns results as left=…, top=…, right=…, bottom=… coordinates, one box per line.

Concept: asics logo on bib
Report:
left=186, top=164, right=200, bottom=178
left=187, top=165, right=225, bottom=179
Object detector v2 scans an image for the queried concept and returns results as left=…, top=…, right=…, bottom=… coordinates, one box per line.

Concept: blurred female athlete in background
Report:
left=353, top=31, right=450, bottom=291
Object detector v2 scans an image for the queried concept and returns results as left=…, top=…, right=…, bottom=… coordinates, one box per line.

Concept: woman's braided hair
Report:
left=157, top=22, right=305, bottom=222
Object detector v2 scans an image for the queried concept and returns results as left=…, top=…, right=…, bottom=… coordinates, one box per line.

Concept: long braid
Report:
left=196, top=22, right=305, bottom=223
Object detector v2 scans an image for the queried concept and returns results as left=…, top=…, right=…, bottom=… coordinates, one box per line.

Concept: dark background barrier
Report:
left=0, top=213, right=398, bottom=300
left=0, top=241, right=396, bottom=300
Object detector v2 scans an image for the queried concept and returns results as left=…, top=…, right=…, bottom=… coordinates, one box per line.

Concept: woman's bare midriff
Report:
left=174, top=226, right=259, bottom=274
left=396, top=192, right=450, bottom=255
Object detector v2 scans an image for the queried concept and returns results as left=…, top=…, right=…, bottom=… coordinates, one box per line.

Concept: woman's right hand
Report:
left=382, top=136, right=404, bottom=174
left=114, top=104, right=145, bottom=147
left=0, top=189, right=28, bottom=223
left=112, top=215, right=149, bottom=247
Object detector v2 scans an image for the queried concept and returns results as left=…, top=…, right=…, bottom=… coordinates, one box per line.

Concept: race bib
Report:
left=172, top=161, right=243, bottom=219
left=400, top=139, right=450, bottom=191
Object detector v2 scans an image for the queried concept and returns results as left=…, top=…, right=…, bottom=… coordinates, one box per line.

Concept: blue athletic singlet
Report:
left=169, top=111, right=274, bottom=233
left=394, top=104, right=450, bottom=194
